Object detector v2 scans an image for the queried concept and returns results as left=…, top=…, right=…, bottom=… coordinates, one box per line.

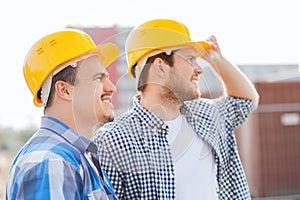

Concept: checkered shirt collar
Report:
left=131, top=96, right=203, bottom=125
left=41, top=116, right=94, bottom=154
left=132, top=95, right=166, bottom=130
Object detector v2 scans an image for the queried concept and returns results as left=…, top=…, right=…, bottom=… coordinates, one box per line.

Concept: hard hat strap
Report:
left=41, top=75, right=52, bottom=108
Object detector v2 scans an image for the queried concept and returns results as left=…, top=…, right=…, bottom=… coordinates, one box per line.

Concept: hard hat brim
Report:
left=93, top=43, right=120, bottom=68
left=127, top=40, right=212, bottom=78
left=192, top=41, right=213, bottom=57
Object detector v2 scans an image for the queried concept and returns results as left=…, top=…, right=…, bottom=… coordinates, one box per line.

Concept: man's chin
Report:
left=185, top=89, right=201, bottom=101
left=195, top=89, right=201, bottom=99
left=99, top=114, right=114, bottom=124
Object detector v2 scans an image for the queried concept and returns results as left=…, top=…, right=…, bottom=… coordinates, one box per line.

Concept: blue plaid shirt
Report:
left=93, top=96, right=255, bottom=200
left=6, top=116, right=118, bottom=200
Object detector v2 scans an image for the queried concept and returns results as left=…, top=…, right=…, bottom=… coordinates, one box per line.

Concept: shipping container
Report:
left=236, top=81, right=300, bottom=198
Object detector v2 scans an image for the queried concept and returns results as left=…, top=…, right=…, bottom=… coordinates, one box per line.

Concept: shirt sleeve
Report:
left=9, top=159, right=83, bottom=200
left=214, top=96, right=255, bottom=129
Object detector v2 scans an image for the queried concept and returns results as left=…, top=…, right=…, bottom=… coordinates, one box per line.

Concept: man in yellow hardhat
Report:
left=93, top=18, right=259, bottom=199
left=6, top=29, right=120, bottom=199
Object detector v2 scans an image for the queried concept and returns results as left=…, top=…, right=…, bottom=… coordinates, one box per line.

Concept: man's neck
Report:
left=140, top=86, right=181, bottom=121
left=45, top=104, right=94, bottom=139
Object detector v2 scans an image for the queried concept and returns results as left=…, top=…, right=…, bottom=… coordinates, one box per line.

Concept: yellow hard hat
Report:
left=126, top=18, right=212, bottom=78
left=23, top=28, right=120, bottom=107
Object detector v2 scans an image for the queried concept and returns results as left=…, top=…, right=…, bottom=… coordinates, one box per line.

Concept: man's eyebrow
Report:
left=93, top=72, right=109, bottom=79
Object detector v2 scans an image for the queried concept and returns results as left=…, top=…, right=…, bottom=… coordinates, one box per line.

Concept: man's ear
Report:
left=153, top=57, right=168, bottom=78
left=54, top=81, right=73, bottom=101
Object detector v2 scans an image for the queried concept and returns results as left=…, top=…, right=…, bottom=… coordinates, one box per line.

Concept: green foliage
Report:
left=0, top=125, right=38, bottom=151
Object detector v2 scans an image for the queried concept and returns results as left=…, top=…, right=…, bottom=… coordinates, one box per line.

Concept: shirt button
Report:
left=162, top=124, right=167, bottom=129
left=151, top=127, right=157, bottom=132
left=170, top=173, right=174, bottom=178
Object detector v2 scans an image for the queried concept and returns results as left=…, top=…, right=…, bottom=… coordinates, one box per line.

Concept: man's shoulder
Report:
left=12, top=136, right=82, bottom=173
left=185, top=96, right=251, bottom=109
left=184, top=98, right=214, bottom=110
left=108, top=110, right=136, bottom=129
left=93, top=111, right=137, bottom=139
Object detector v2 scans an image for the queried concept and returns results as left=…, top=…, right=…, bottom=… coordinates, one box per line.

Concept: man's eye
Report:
left=96, top=74, right=109, bottom=81
left=96, top=75, right=103, bottom=80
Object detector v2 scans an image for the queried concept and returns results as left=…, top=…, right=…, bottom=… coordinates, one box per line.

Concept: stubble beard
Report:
left=163, top=72, right=200, bottom=104
left=101, top=113, right=114, bottom=124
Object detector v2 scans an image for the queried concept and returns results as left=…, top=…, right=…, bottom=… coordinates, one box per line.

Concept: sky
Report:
left=0, top=0, right=299, bottom=130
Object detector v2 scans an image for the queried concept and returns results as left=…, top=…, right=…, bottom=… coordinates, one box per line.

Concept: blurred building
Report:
left=236, top=64, right=300, bottom=198
left=238, top=63, right=299, bottom=82
left=236, top=80, right=300, bottom=198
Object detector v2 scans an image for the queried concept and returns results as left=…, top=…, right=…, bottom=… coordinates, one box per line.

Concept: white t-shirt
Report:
left=165, top=114, right=217, bottom=200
